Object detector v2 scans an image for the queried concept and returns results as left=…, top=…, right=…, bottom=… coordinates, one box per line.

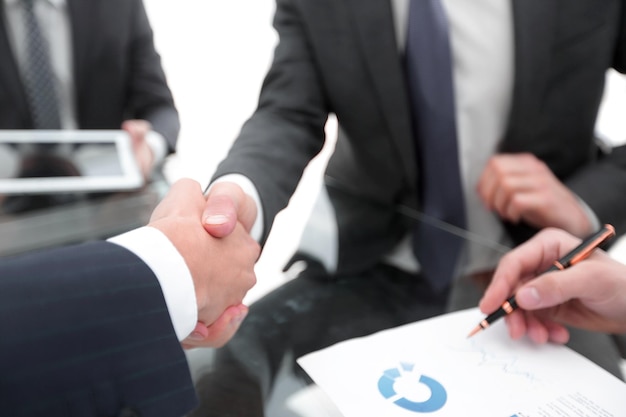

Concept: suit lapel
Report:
left=503, top=0, right=558, bottom=151
left=343, top=0, right=417, bottom=186
left=0, top=2, right=30, bottom=123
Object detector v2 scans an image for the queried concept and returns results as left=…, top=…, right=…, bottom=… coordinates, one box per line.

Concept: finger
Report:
left=477, top=155, right=519, bottom=208
left=491, top=171, right=545, bottom=222
left=204, top=304, right=249, bottom=348
left=488, top=167, right=515, bottom=211
left=477, top=154, right=529, bottom=212
left=524, top=312, right=569, bottom=344
left=504, top=311, right=528, bottom=340
left=181, top=322, right=211, bottom=349
left=183, top=305, right=248, bottom=349
left=182, top=304, right=249, bottom=349
left=502, top=191, right=539, bottom=224
left=479, top=247, right=532, bottom=314
left=476, top=162, right=498, bottom=210
left=545, top=320, right=570, bottom=344
left=190, top=321, right=209, bottom=339
left=492, top=180, right=521, bottom=222
left=525, top=312, right=550, bottom=344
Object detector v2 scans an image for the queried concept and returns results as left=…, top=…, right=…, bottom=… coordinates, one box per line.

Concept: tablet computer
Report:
left=0, top=130, right=144, bottom=194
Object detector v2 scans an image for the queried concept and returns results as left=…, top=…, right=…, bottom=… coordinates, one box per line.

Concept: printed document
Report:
left=297, top=308, right=626, bottom=416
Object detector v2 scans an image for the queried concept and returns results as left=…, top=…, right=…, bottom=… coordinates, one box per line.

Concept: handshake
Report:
left=147, top=178, right=261, bottom=349
left=0, top=178, right=260, bottom=416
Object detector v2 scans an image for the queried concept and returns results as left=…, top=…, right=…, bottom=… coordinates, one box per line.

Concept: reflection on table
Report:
left=0, top=179, right=169, bottom=259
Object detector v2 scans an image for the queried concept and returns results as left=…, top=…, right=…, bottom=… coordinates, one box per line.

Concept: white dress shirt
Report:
left=387, top=0, right=515, bottom=275
left=385, top=0, right=597, bottom=275
left=108, top=227, right=197, bottom=342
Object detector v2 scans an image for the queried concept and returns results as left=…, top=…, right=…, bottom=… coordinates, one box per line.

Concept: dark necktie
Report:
left=21, top=0, right=62, bottom=130
left=406, top=0, right=466, bottom=291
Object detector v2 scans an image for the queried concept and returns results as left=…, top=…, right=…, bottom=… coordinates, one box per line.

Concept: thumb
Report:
left=203, top=181, right=257, bottom=237
left=514, top=268, right=583, bottom=310
left=203, top=192, right=239, bottom=238
left=514, top=285, right=544, bottom=309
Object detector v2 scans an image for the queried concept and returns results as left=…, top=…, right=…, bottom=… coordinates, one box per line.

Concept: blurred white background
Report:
left=146, top=0, right=277, bottom=186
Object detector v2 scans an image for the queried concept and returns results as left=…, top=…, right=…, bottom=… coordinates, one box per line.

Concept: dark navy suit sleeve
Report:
left=0, top=241, right=197, bottom=417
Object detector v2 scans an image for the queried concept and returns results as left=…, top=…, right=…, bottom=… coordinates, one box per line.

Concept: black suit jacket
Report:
left=0, top=0, right=179, bottom=151
left=0, top=241, right=197, bottom=417
left=213, top=0, right=626, bottom=274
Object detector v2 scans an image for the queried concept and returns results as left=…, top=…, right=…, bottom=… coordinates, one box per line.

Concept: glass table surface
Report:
left=0, top=180, right=168, bottom=259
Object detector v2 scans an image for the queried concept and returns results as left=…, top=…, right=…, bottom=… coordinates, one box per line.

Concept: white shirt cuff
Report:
left=107, top=226, right=197, bottom=341
left=208, top=174, right=264, bottom=242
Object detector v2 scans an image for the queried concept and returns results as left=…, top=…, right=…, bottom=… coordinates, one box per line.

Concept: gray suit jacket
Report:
left=214, top=0, right=626, bottom=275
left=0, top=0, right=179, bottom=151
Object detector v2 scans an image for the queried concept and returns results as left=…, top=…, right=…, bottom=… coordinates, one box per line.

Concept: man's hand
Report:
left=122, top=119, right=154, bottom=180
left=479, top=228, right=626, bottom=344
left=148, top=179, right=260, bottom=348
left=175, top=181, right=260, bottom=348
left=477, top=153, right=592, bottom=237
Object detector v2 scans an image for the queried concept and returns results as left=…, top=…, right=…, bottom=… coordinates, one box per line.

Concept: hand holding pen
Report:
left=473, top=225, right=626, bottom=344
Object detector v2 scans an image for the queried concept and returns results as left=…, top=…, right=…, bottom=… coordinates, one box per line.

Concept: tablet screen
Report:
left=0, top=130, right=144, bottom=194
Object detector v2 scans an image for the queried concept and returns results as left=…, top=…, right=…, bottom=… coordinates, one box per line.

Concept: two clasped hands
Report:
left=148, top=178, right=259, bottom=349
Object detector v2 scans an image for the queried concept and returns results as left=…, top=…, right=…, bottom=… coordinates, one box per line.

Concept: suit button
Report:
left=117, top=406, right=141, bottom=417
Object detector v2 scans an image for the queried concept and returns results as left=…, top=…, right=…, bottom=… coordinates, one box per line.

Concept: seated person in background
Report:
left=480, top=227, right=626, bottom=344
left=0, top=178, right=260, bottom=417
left=0, top=0, right=178, bottom=211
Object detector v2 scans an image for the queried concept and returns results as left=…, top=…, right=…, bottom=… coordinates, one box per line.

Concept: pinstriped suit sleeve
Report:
left=0, top=241, right=198, bottom=417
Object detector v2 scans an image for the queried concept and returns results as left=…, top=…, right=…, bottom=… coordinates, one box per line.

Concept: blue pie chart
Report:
left=377, top=362, right=447, bottom=413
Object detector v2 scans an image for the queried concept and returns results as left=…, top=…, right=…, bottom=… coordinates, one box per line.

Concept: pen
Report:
left=467, top=224, right=616, bottom=338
